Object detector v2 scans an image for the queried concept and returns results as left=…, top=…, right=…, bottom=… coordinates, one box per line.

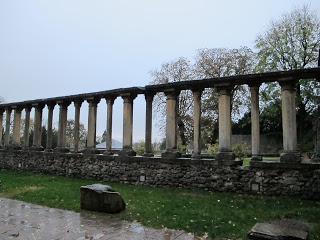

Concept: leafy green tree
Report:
left=133, top=140, right=145, bottom=156
left=255, top=5, right=320, bottom=145
left=65, top=120, right=87, bottom=150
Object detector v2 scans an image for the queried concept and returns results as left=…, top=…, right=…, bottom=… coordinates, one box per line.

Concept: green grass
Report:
left=0, top=169, right=320, bottom=239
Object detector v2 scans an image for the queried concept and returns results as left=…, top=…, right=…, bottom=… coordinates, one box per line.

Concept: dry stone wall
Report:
left=0, top=149, right=320, bottom=199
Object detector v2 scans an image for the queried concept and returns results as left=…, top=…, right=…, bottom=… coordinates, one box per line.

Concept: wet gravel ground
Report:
left=0, top=198, right=202, bottom=240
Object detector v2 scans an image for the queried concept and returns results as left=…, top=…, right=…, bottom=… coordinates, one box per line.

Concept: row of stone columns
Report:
left=160, top=81, right=299, bottom=163
left=0, top=80, right=300, bottom=162
left=0, top=94, right=148, bottom=156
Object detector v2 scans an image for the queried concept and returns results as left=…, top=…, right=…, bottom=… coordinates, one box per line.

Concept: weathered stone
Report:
left=1, top=150, right=320, bottom=199
left=80, top=184, right=126, bottom=213
left=248, top=219, right=309, bottom=240
left=280, top=152, right=301, bottom=163
left=161, top=150, right=181, bottom=159
left=252, top=155, right=263, bottom=162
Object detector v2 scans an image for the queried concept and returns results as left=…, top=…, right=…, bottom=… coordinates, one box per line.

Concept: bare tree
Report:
left=195, top=47, right=256, bottom=120
left=150, top=48, right=255, bottom=148
left=151, top=57, right=195, bottom=147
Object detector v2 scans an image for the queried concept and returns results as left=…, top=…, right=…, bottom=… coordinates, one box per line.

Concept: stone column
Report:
left=4, top=108, right=11, bottom=147
left=23, top=106, right=31, bottom=149
left=86, top=98, right=100, bottom=153
left=23, top=106, right=31, bottom=148
left=192, top=89, right=202, bottom=159
left=12, top=107, right=22, bottom=148
left=216, top=87, right=235, bottom=162
left=0, top=109, right=3, bottom=148
left=56, top=101, right=70, bottom=152
left=250, top=84, right=262, bottom=161
left=144, top=93, right=154, bottom=157
left=73, top=100, right=82, bottom=153
left=32, top=104, right=44, bottom=150
left=313, top=114, right=320, bottom=161
left=104, top=97, right=115, bottom=155
left=46, top=103, right=55, bottom=151
left=162, top=90, right=181, bottom=159
left=119, top=94, right=136, bottom=156
left=279, top=81, right=300, bottom=163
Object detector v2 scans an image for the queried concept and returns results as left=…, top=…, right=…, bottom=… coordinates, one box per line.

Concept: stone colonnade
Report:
left=0, top=77, right=310, bottom=164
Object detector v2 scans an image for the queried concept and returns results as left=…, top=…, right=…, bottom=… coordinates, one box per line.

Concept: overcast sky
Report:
left=0, top=0, right=319, bottom=143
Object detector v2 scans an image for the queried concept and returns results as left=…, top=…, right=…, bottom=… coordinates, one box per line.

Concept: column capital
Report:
left=191, top=88, right=203, bottom=97
left=86, top=97, right=101, bottom=105
left=216, top=86, right=232, bottom=96
left=73, top=99, right=83, bottom=108
left=5, top=107, right=12, bottom=114
left=47, top=102, right=56, bottom=110
left=164, top=89, right=180, bottom=99
left=145, top=92, right=155, bottom=102
left=191, top=87, right=204, bottom=94
left=278, top=80, right=297, bottom=91
left=57, top=100, right=71, bottom=107
left=11, top=105, right=23, bottom=112
left=24, top=105, right=32, bottom=112
left=32, top=103, right=45, bottom=110
left=248, top=82, right=261, bottom=88
left=121, top=93, right=137, bottom=103
left=105, top=95, right=117, bottom=105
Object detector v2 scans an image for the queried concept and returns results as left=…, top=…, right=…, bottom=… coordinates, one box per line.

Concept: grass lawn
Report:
left=0, top=169, right=320, bottom=239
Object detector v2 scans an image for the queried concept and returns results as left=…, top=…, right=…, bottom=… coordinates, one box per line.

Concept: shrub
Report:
left=207, top=143, right=219, bottom=155
left=133, top=141, right=145, bottom=156
left=232, top=143, right=250, bottom=159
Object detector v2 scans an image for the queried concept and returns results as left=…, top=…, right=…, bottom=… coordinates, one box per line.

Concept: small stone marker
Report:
left=248, top=219, right=309, bottom=240
left=80, top=184, right=126, bottom=213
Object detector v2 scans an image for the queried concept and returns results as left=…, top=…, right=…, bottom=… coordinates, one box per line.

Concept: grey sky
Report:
left=0, top=0, right=319, bottom=142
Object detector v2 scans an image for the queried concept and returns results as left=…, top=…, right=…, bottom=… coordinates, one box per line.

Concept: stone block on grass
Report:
left=80, top=184, right=126, bottom=214
left=248, top=219, right=309, bottom=240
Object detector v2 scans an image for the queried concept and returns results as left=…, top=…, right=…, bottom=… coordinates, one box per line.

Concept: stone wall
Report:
left=231, top=134, right=282, bottom=154
left=0, top=149, right=320, bottom=199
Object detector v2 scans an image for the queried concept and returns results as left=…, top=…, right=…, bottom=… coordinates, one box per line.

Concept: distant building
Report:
left=96, top=139, right=122, bottom=150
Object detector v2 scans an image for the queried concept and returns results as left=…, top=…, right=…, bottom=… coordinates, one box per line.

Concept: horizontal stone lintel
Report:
left=0, top=68, right=319, bottom=109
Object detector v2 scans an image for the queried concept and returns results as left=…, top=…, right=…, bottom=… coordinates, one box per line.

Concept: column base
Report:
left=83, top=148, right=100, bottom=154
left=191, top=152, right=201, bottom=159
left=6, top=144, right=22, bottom=150
left=54, top=147, right=70, bottom=153
left=30, top=145, right=44, bottom=151
left=103, top=150, right=114, bottom=156
left=44, top=148, right=54, bottom=152
left=311, top=152, right=320, bottom=162
left=280, top=151, right=301, bottom=163
left=118, top=148, right=136, bottom=157
left=216, top=151, right=240, bottom=166
left=161, top=149, right=181, bottom=159
left=216, top=151, right=235, bottom=161
left=143, top=152, right=154, bottom=157
left=251, top=155, right=263, bottom=162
